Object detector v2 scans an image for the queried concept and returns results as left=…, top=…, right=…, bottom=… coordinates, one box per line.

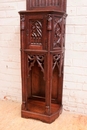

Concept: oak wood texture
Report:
left=19, top=0, right=67, bottom=123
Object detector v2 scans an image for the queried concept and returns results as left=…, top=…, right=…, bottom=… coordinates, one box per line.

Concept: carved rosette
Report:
left=20, top=15, right=25, bottom=31
left=30, top=20, right=42, bottom=45
left=28, top=54, right=44, bottom=75
left=53, top=17, right=62, bottom=48
left=52, top=53, right=64, bottom=77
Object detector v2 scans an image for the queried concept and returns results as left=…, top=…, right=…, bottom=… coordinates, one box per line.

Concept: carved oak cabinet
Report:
left=19, top=0, right=67, bottom=123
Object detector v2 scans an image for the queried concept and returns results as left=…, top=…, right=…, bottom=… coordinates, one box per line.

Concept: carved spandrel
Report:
left=28, top=55, right=44, bottom=75
left=52, top=53, right=64, bottom=77
left=53, top=17, right=62, bottom=48
left=53, top=54, right=60, bottom=71
left=30, top=20, right=42, bottom=45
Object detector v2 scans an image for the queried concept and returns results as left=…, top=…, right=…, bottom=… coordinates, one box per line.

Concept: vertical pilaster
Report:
left=20, top=14, right=27, bottom=110
left=45, top=14, right=52, bottom=115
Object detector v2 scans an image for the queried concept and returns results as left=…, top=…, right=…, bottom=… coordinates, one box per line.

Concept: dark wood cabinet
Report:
left=19, top=0, right=67, bottom=123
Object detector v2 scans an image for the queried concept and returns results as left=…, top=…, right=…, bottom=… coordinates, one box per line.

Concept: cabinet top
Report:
left=26, top=0, right=67, bottom=12
left=19, top=9, right=66, bottom=15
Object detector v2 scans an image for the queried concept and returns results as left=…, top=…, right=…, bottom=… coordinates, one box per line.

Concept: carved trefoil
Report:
left=53, top=17, right=62, bottom=48
left=30, top=20, right=43, bottom=45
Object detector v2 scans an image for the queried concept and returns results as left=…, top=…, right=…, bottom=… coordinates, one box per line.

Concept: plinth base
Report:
left=21, top=100, right=62, bottom=123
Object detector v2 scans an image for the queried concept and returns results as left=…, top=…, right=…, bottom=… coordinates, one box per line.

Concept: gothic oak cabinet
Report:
left=19, top=0, right=67, bottom=123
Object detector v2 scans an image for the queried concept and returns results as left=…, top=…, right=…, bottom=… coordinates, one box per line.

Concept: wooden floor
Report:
left=0, top=100, right=87, bottom=130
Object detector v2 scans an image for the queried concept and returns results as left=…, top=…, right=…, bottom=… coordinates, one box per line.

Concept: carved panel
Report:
left=53, top=17, right=62, bottom=48
left=28, top=0, right=60, bottom=8
left=52, top=53, right=64, bottom=77
left=30, top=20, right=43, bottom=45
left=28, top=55, right=44, bottom=75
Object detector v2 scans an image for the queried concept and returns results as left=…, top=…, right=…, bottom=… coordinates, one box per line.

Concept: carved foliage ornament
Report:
left=20, top=15, right=25, bottom=31
left=53, top=17, right=62, bottom=48
left=47, top=14, right=52, bottom=31
left=28, top=55, right=44, bottom=75
left=30, top=20, right=42, bottom=45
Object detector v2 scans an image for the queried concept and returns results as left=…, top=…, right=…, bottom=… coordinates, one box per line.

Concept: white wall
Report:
left=63, top=0, right=87, bottom=114
left=0, top=0, right=87, bottom=115
left=0, top=0, right=26, bottom=102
